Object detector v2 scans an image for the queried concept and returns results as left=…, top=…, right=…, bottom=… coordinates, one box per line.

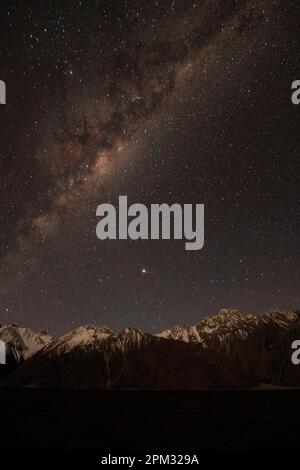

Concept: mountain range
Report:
left=1, top=309, right=300, bottom=389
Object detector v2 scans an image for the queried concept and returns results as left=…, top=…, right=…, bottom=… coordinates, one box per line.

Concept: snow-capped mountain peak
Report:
left=0, top=323, right=52, bottom=358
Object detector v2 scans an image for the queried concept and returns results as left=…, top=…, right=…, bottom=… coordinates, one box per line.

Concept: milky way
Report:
left=0, top=0, right=299, bottom=334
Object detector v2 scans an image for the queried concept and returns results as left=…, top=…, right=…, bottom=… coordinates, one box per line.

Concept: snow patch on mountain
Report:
left=0, top=323, right=52, bottom=358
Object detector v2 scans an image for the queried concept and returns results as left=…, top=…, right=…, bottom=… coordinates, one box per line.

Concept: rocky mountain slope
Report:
left=2, top=310, right=300, bottom=390
left=0, top=323, right=53, bottom=377
left=0, top=323, right=52, bottom=359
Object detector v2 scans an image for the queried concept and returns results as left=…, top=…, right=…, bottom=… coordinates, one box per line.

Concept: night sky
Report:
left=0, top=0, right=299, bottom=336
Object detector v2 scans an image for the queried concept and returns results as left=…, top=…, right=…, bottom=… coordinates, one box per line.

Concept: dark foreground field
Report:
left=0, top=389, right=300, bottom=450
